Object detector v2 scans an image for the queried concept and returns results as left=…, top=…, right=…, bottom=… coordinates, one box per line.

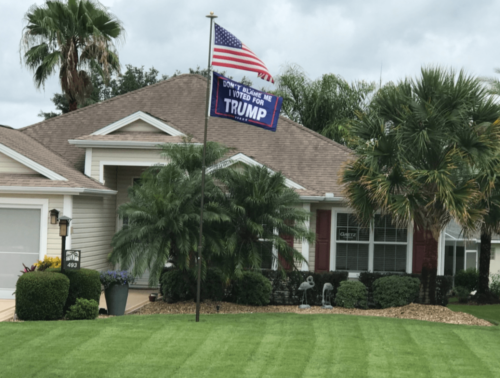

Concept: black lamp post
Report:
left=59, top=215, right=72, bottom=273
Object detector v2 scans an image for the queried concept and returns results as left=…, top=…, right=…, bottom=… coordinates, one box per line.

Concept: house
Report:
left=0, top=74, right=494, bottom=299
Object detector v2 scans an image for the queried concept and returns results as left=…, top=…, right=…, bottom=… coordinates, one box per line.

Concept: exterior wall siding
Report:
left=0, top=193, right=63, bottom=257
left=112, top=120, right=164, bottom=133
left=89, top=148, right=166, bottom=182
left=72, top=167, right=117, bottom=271
left=0, top=152, right=39, bottom=175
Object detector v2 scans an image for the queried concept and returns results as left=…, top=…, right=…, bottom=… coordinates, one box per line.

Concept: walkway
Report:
left=0, top=289, right=152, bottom=321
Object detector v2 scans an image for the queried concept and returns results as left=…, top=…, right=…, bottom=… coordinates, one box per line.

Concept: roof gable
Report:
left=208, top=153, right=306, bottom=190
left=92, top=111, right=186, bottom=137
left=0, top=144, right=67, bottom=181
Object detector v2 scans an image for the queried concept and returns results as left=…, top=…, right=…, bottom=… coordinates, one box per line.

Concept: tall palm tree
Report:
left=215, top=164, right=315, bottom=275
left=342, top=68, right=500, bottom=284
left=21, top=0, right=123, bottom=111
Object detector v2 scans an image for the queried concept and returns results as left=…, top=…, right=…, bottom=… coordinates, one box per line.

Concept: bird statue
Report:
left=322, top=283, right=334, bottom=309
left=298, top=276, right=315, bottom=309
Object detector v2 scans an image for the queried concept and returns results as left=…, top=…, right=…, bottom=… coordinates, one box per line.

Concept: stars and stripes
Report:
left=212, top=23, right=275, bottom=84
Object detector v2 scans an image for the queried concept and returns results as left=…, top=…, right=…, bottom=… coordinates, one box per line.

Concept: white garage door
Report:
left=0, top=208, right=41, bottom=298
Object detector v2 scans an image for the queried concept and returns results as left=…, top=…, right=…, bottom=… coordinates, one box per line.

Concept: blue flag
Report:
left=210, top=72, right=283, bottom=132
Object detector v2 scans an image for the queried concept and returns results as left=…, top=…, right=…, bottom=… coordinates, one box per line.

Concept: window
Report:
left=373, top=215, right=407, bottom=272
left=491, top=248, right=496, bottom=260
left=334, top=212, right=408, bottom=273
left=335, top=213, right=369, bottom=271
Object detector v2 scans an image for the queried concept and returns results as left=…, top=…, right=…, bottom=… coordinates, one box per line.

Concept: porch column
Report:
left=301, top=203, right=310, bottom=271
left=63, top=195, right=73, bottom=249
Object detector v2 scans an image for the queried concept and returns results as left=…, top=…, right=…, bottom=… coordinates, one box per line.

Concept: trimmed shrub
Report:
left=455, top=269, right=479, bottom=292
left=66, top=298, right=99, bottom=320
left=455, top=286, right=470, bottom=303
left=48, top=268, right=101, bottom=312
left=490, top=273, right=500, bottom=298
left=373, top=276, right=421, bottom=308
left=16, top=272, right=70, bottom=321
left=335, top=281, right=367, bottom=308
left=161, top=269, right=196, bottom=302
left=231, top=271, right=272, bottom=306
left=203, top=268, right=226, bottom=301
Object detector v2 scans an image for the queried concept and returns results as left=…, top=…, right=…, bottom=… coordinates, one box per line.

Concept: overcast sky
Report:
left=1, top=0, right=499, bottom=129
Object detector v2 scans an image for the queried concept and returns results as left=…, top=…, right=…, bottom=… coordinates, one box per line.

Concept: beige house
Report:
left=0, top=74, right=494, bottom=298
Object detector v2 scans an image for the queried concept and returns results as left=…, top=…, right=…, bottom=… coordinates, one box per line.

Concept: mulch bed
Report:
left=133, top=300, right=493, bottom=327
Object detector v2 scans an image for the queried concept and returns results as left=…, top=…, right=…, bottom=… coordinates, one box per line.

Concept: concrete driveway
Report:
left=0, top=289, right=153, bottom=321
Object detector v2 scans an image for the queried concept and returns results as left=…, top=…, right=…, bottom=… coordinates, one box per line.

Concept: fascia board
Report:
left=0, top=144, right=67, bottom=181
left=90, top=111, right=186, bottom=137
left=68, top=140, right=202, bottom=149
left=0, top=186, right=117, bottom=196
left=208, top=152, right=306, bottom=190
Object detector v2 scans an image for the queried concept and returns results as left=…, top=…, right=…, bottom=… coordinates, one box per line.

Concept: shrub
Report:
left=35, top=256, right=61, bottom=271
left=454, top=269, right=479, bottom=292
left=231, top=271, right=272, bottom=306
left=48, top=268, right=101, bottom=312
left=489, top=273, right=500, bottom=298
left=66, top=298, right=99, bottom=320
left=335, top=281, right=367, bottom=309
left=16, top=272, right=70, bottom=321
left=373, top=276, right=421, bottom=309
left=161, top=269, right=195, bottom=302
left=455, top=286, right=470, bottom=303
left=202, top=268, right=226, bottom=301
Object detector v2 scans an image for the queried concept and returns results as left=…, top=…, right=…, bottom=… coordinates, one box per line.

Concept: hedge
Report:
left=335, top=280, right=367, bottom=308
left=161, top=268, right=226, bottom=303
left=359, top=271, right=452, bottom=306
left=16, top=272, right=70, bottom=321
left=373, top=276, right=421, bottom=308
left=230, top=271, right=272, bottom=306
left=47, top=268, right=101, bottom=312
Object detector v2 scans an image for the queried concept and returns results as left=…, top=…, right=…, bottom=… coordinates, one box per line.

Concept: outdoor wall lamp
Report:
left=49, top=209, right=59, bottom=225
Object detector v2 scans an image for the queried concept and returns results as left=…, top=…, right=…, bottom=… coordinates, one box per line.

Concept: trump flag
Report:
left=210, top=72, right=283, bottom=132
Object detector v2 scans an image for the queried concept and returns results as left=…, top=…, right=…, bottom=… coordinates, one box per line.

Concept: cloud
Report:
left=2, top=0, right=499, bottom=128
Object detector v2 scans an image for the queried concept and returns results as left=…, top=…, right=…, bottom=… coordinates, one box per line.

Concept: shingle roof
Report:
left=20, top=74, right=353, bottom=196
left=0, top=127, right=111, bottom=191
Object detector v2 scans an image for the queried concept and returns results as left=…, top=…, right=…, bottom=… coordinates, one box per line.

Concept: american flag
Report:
left=212, top=23, right=275, bottom=84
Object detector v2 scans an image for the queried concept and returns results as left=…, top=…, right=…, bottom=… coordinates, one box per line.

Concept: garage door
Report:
left=0, top=208, right=41, bottom=298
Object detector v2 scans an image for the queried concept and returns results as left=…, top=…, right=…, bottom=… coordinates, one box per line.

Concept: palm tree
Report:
left=215, top=164, right=315, bottom=275
left=473, top=160, right=500, bottom=302
left=109, top=161, right=228, bottom=287
left=21, top=0, right=123, bottom=111
left=341, top=68, right=500, bottom=292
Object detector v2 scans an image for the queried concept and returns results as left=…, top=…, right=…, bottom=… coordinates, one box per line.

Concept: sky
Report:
left=1, top=0, right=499, bottom=129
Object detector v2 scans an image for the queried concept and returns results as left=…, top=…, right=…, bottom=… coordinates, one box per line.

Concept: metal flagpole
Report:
left=196, top=11, right=217, bottom=323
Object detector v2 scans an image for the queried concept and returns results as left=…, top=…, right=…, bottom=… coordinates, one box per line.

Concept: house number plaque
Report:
left=64, top=249, right=81, bottom=270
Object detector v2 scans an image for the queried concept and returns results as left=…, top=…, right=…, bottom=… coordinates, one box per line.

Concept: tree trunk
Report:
left=69, top=99, right=78, bottom=111
left=476, top=232, right=496, bottom=303
left=418, top=230, right=439, bottom=304
left=423, top=234, right=439, bottom=270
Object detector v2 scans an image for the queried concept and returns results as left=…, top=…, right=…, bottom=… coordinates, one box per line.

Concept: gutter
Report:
left=68, top=140, right=202, bottom=149
left=0, top=186, right=117, bottom=196
left=299, top=195, right=344, bottom=202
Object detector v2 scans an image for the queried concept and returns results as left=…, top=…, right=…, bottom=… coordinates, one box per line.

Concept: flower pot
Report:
left=104, top=284, right=129, bottom=316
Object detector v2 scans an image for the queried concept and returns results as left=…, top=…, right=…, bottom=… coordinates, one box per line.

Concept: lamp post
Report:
left=59, top=215, right=72, bottom=273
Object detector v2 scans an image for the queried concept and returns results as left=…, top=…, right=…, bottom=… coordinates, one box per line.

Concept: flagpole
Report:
left=196, top=11, right=217, bottom=323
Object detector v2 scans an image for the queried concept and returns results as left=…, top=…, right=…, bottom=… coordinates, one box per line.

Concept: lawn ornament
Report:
left=322, top=283, right=334, bottom=309
left=298, top=276, right=315, bottom=309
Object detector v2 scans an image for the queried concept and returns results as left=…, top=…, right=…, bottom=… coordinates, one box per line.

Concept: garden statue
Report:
left=298, top=276, right=315, bottom=309
left=322, top=283, right=334, bottom=309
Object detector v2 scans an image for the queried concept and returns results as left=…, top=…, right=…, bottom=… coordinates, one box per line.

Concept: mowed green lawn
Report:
left=448, top=302, right=500, bottom=325
left=1, top=313, right=500, bottom=378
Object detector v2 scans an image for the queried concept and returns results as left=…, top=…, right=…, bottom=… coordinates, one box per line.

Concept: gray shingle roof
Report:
left=19, top=74, right=353, bottom=196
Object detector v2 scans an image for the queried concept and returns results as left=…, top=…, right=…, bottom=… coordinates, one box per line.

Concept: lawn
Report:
left=1, top=313, right=500, bottom=378
left=448, top=301, right=500, bottom=325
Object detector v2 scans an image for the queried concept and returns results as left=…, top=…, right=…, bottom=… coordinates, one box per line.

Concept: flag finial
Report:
left=207, top=11, right=217, bottom=18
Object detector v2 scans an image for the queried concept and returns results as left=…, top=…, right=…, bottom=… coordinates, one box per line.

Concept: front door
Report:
left=315, top=210, right=331, bottom=272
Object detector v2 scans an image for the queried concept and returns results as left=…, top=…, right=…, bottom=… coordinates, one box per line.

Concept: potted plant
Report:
left=100, top=270, right=135, bottom=316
